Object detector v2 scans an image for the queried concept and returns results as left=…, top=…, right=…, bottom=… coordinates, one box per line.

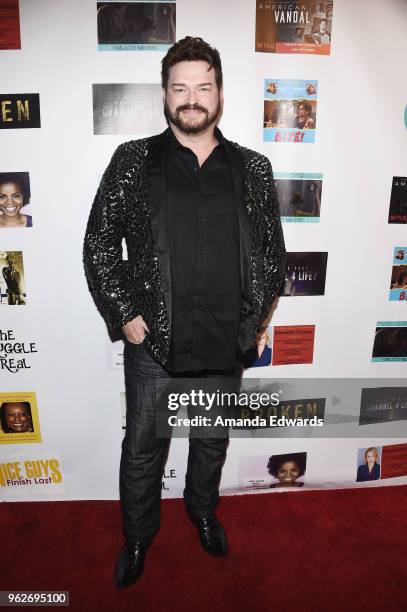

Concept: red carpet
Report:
left=2, top=486, right=407, bottom=612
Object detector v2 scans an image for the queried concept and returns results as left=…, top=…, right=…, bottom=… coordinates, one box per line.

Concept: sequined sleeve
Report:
left=83, top=144, right=139, bottom=330
left=259, top=157, right=287, bottom=324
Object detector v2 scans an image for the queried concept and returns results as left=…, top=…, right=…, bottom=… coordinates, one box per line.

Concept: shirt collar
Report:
left=167, top=126, right=225, bottom=156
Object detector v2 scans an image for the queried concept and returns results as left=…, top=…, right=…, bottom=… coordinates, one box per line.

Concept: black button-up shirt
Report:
left=165, top=127, right=241, bottom=373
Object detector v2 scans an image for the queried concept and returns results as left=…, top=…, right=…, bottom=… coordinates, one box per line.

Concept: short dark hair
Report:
left=0, top=172, right=31, bottom=206
left=267, top=452, right=307, bottom=478
left=161, top=36, right=223, bottom=90
left=0, top=401, right=32, bottom=434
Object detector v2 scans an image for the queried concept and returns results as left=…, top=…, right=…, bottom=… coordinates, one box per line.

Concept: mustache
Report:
left=176, top=103, right=208, bottom=115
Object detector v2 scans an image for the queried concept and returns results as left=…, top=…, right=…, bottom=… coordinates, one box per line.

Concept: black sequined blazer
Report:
left=83, top=128, right=287, bottom=365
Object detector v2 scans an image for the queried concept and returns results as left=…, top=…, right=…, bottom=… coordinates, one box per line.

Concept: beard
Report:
left=164, top=97, right=222, bottom=135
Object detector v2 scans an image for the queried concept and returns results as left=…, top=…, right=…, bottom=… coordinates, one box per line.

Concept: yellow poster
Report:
left=0, top=454, right=64, bottom=494
left=0, top=391, right=41, bottom=444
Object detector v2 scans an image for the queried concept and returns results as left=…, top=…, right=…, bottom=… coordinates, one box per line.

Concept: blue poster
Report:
left=97, top=1, right=176, bottom=52
left=372, top=321, right=407, bottom=362
left=264, top=79, right=318, bottom=143
left=274, top=172, right=322, bottom=222
left=389, top=247, right=407, bottom=302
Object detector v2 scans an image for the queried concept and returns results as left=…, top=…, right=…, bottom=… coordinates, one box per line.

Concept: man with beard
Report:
left=83, top=36, right=286, bottom=588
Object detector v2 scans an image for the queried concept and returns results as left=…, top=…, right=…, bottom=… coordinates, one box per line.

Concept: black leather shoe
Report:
left=116, top=542, right=146, bottom=588
left=189, top=514, right=228, bottom=557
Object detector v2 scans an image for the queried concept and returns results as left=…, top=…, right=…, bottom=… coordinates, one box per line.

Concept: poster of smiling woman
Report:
left=0, top=391, right=42, bottom=444
left=0, top=172, right=32, bottom=228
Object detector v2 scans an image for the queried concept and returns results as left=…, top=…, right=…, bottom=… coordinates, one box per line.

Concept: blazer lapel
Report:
left=224, top=140, right=253, bottom=317
left=145, top=130, right=172, bottom=326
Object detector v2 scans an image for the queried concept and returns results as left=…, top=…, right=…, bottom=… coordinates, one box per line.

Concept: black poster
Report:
left=360, top=387, right=407, bottom=425
left=0, top=93, right=41, bottom=129
left=233, top=397, right=326, bottom=428
left=281, top=252, right=328, bottom=296
left=388, top=177, right=407, bottom=224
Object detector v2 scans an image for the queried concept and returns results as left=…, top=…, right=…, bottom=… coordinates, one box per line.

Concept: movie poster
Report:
left=97, top=1, right=176, bottom=51
left=0, top=328, right=38, bottom=373
left=388, top=177, right=407, bottom=224
left=0, top=172, right=32, bottom=228
left=0, top=453, right=65, bottom=498
left=0, top=0, right=21, bottom=50
left=359, top=387, right=407, bottom=426
left=272, top=325, right=315, bottom=365
left=264, top=79, right=317, bottom=143
left=0, top=250, right=26, bottom=305
left=239, top=452, right=307, bottom=489
left=108, top=338, right=124, bottom=369
left=92, top=83, right=166, bottom=135
left=275, top=172, right=322, bottom=222
left=356, top=446, right=382, bottom=482
left=281, top=252, right=327, bottom=296
left=242, top=326, right=273, bottom=369
left=0, top=392, right=41, bottom=444
left=255, top=1, right=333, bottom=55
left=0, top=93, right=41, bottom=129
left=381, top=443, right=407, bottom=479
left=372, top=322, right=407, bottom=362
left=234, top=396, right=325, bottom=428
left=389, top=247, right=407, bottom=301
left=356, top=444, right=407, bottom=482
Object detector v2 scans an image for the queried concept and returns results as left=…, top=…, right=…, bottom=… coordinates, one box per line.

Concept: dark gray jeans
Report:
left=120, top=340, right=241, bottom=546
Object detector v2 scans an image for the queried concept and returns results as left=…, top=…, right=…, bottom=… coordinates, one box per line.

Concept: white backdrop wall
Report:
left=1, top=0, right=407, bottom=501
